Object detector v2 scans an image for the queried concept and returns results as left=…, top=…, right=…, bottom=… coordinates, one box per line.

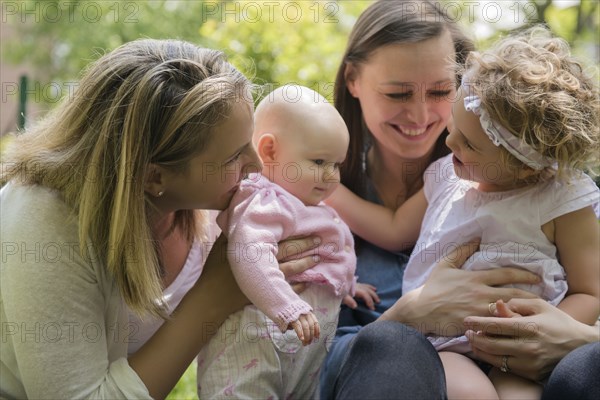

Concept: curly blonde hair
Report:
left=463, top=25, right=599, bottom=179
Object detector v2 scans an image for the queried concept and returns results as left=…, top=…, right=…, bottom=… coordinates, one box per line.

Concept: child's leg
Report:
left=488, top=367, right=542, bottom=400
left=439, top=351, right=499, bottom=400
left=197, top=306, right=283, bottom=399
left=279, top=285, right=342, bottom=398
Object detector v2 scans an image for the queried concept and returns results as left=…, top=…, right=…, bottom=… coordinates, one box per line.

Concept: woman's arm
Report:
left=325, top=184, right=427, bottom=252
left=129, top=234, right=320, bottom=399
left=378, top=241, right=541, bottom=334
left=128, top=234, right=248, bottom=399
left=553, top=206, right=600, bottom=324
left=464, top=298, right=600, bottom=381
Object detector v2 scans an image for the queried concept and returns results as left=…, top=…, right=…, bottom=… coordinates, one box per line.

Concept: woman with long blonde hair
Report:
left=0, top=39, right=318, bottom=399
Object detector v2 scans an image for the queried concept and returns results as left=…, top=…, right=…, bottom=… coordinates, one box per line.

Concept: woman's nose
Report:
left=242, top=147, right=262, bottom=176
left=405, top=97, right=429, bottom=126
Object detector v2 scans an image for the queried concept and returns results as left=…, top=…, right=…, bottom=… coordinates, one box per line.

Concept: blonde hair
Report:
left=463, top=26, right=600, bottom=179
left=1, top=39, right=252, bottom=317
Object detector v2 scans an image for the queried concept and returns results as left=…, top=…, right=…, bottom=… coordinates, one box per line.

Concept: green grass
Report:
left=167, top=361, right=199, bottom=400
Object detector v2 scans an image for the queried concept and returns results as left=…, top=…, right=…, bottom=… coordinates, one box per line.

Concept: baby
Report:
left=197, top=85, right=373, bottom=399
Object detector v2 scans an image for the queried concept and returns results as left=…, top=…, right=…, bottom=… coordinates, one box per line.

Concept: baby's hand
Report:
left=290, top=312, right=320, bottom=346
left=343, top=283, right=380, bottom=310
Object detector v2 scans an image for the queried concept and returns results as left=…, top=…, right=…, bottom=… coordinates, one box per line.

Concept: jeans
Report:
left=542, top=342, right=600, bottom=400
left=320, top=321, right=447, bottom=399
left=319, top=179, right=446, bottom=398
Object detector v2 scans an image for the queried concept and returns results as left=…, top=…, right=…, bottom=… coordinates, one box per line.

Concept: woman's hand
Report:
left=202, top=234, right=321, bottom=306
left=276, top=235, right=322, bottom=292
left=379, top=241, right=541, bottom=335
left=464, top=298, right=600, bottom=381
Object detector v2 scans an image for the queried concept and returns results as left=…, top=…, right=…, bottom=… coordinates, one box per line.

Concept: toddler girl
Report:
left=327, top=26, right=599, bottom=399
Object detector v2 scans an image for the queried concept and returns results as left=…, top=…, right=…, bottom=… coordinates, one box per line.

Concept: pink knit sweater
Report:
left=217, top=174, right=357, bottom=332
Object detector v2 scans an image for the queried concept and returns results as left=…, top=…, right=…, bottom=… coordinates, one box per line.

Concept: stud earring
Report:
left=157, top=191, right=164, bottom=197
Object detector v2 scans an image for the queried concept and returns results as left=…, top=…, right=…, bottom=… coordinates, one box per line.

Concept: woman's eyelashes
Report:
left=385, top=90, right=453, bottom=101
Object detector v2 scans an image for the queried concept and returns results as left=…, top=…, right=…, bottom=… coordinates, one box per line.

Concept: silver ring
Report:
left=500, top=355, right=511, bottom=373
left=488, top=302, right=496, bottom=316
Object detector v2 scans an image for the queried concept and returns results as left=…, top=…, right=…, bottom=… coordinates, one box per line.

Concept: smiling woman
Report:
left=320, top=4, right=599, bottom=397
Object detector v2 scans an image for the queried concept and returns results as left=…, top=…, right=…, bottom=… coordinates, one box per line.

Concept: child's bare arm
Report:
left=290, top=312, right=320, bottom=346
left=554, top=206, right=600, bottom=324
left=326, top=185, right=428, bottom=251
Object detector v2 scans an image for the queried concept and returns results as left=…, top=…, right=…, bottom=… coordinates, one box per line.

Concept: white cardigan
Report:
left=0, top=183, right=217, bottom=399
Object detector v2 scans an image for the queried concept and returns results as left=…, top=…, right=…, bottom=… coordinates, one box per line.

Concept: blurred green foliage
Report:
left=2, top=0, right=597, bottom=105
left=198, top=0, right=370, bottom=101
left=2, top=0, right=371, bottom=103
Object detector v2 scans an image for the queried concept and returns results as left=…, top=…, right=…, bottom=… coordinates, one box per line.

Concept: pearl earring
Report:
left=157, top=191, right=164, bottom=197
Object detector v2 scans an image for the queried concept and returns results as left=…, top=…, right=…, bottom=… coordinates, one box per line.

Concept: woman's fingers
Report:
left=475, top=267, right=540, bottom=288
left=280, top=254, right=319, bottom=278
left=466, top=334, right=513, bottom=371
left=276, top=235, right=321, bottom=262
left=277, top=236, right=320, bottom=278
left=439, top=240, right=480, bottom=269
left=485, top=286, right=539, bottom=304
left=466, top=330, right=547, bottom=381
left=466, top=329, right=531, bottom=364
left=463, top=316, right=533, bottom=337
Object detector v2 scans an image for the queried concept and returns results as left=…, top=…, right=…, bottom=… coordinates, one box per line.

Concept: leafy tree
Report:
left=2, top=0, right=597, bottom=106
left=2, top=0, right=369, bottom=104
left=196, top=1, right=370, bottom=101
left=3, top=1, right=215, bottom=81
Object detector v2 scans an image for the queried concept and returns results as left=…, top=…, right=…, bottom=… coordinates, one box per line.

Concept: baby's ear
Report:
left=257, top=133, right=277, bottom=162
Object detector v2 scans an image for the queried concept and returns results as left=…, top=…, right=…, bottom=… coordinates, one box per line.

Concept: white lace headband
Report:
left=461, top=77, right=553, bottom=171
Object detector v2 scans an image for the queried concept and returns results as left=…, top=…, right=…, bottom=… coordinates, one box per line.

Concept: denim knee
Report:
left=334, top=321, right=447, bottom=399
left=543, top=342, right=600, bottom=400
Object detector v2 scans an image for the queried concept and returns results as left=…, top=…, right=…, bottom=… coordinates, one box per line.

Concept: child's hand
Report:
left=342, top=283, right=380, bottom=310
left=493, top=299, right=522, bottom=318
left=290, top=312, right=320, bottom=346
